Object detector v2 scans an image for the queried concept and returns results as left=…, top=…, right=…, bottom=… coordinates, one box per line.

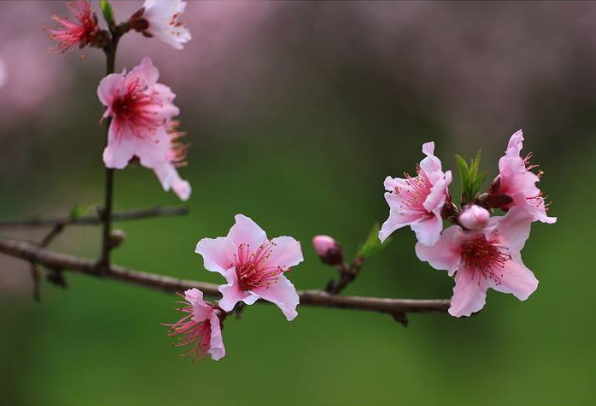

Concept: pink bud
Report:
left=458, top=205, right=490, bottom=230
left=312, top=235, right=343, bottom=265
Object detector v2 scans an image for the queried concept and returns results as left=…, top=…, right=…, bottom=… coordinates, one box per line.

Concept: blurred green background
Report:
left=0, top=1, right=594, bottom=405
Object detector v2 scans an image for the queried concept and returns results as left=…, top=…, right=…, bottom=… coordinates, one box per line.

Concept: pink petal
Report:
left=422, top=170, right=452, bottom=212
left=264, top=236, right=304, bottom=269
left=449, top=267, right=489, bottom=317
left=218, top=280, right=257, bottom=312
left=251, top=275, right=299, bottom=321
left=493, top=206, right=533, bottom=254
left=153, top=162, right=191, bottom=201
left=135, top=127, right=171, bottom=169
left=422, top=141, right=435, bottom=156
left=227, top=214, right=267, bottom=248
left=97, top=72, right=124, bottom=107
left=411, top=213, right=443, bottom=246
left=207, top=312, right=225, bottom=361
left=492, top=254, right=538, bottom=301
left=195, top=237, right=236, bottom=275
left=415, top=225, right=462, bottom=275
left=102, top=133, right=136, bottom=169
left=127, top=56, right=159, bottom=87
left=505, top=129, right=524, bottom=158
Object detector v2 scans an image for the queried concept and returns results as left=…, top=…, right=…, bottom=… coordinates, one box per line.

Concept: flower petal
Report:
left=415, top=225, right=462, bottom=275
left=153, top=162, right=191, bottom=201
left=265, top=236, right=304, bottom=269
left=492, top=254, right=538, bottom=301
left=218, top=281, right=257, bottom=312
left=493, top=206, right=533, bottom=253
left=411, top=213, right=443, bottom=246
left=251, top=275, right=299, bottom=321
left=195, top=237, right=236, bottom=275
left=227, top=214, right=267, bottom=248
left=103, top=131, right=136, bottom=169
left=449, top=267, right=489, bottom=317
left=208, top=312, right=226, bottom=361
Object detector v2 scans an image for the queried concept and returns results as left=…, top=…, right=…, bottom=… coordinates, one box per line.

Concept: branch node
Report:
left=392, top=312, right=409, bottom=327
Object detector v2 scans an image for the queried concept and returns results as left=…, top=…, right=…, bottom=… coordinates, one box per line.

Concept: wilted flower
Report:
left=416, top=207, right=538, bottom=317
left=167, top=288, right=225, bottom=361
left=195, top=214, right=303, bottom=321
left=97, top=57, right=190, bottom=200
left=379, top=142, right=453, bottom=246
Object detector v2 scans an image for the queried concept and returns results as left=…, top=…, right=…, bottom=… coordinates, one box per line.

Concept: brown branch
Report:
left=0, top=206, right=189, bottom=230
left=0, top=237, right=450, bottom=317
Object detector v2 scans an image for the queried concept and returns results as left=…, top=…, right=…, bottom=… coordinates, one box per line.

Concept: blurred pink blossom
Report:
left=45, top=0, right=101, bottom=54
left=98, top=57, right=190, bottom=200
left=134, top=0, right=191, bottom=50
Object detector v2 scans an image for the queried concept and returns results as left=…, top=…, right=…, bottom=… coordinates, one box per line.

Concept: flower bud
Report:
left=312, top=235, right=343, bottom=266
left=109, top=229, right=127, bottom=249
left=458, top=205, right=490, bottom=230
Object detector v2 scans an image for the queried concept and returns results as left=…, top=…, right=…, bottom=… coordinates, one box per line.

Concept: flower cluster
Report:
left=172, top=214, right=302, bottom=361
left=45, top=1, right=557, bottom=363
left=380, top=130, right=556, bottom=317
left=47, top=0, right=192, bottom=200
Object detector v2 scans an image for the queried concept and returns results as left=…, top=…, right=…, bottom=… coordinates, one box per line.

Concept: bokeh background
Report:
left=0, top=1, right=594, bottom=405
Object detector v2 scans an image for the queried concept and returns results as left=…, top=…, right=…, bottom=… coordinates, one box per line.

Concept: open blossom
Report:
left=167, top=288, right=225, bottom=361
left=45, top=1, right=102, bottom=54
left=379, top=142, right=453, bottom=246
left=134, top=0, right=191, bottom=50
left=416, top=207, right=538, bottom=317
left=195, top=214, right=303, bottom=321
left=97, top=57, right=191, bottom=200
left=491, top=130, right=556, bottom=224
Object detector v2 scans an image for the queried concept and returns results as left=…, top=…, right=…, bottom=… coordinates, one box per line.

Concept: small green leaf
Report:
left=456, top=150, right=488, bottom=204
left=68, top=201, right=97, bottom=221
left=100, top=0, right=115, bottom=27
left=357, top=223, right=388, bottom=259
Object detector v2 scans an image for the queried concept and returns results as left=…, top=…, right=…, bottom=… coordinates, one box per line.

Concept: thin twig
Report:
left=0, top=237, right=450, bottom=317
left=0, top=206, right=189, bottom=229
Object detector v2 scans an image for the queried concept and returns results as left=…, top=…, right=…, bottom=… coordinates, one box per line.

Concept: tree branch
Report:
left=0, top=206, right=189, bottom=230
left=0, top=236, right=450, bottom=317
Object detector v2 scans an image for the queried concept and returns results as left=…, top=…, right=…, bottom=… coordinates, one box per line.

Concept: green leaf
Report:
left=357, top=223, right=387, bottom=259
left=455, top=150, right=488, bottom=204
left=68, top=201, right=97, bottom=221
left=100, top=0, right=115, bottom=27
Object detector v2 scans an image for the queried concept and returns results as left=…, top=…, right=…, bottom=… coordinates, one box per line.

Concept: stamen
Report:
left=461, top=235, right=511, bottom=285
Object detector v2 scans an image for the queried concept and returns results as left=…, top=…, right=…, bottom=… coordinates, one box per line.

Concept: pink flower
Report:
left=97, top=57, right=191, bottom=200
left=312, top=235, right=343, bottom=265
left=45, top=1, right=101, bottom=54
left=167, top=288, right=225, bottom=361
left=458, top=204, right=490, bottom=230
left=492, top=130, right=556, bottom=224
left=136, top=0, right=191, bottom=50
left=416, top=207, right=538, bottom=317
left=195, top=214, right=303, bottom=321
left=379, top=142, right=453, bottom=246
